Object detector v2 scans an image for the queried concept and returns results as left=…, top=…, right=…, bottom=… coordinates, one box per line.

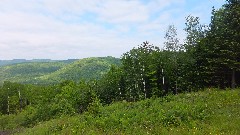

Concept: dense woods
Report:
left=0, top=1, right=239, bottom=134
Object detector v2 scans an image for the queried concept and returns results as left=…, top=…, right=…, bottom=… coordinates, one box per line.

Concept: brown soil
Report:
left=0, top=130, right=11, bottom=135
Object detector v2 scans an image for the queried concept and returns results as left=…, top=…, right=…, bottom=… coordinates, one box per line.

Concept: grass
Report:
left=2, top=88, right=240, bottom=135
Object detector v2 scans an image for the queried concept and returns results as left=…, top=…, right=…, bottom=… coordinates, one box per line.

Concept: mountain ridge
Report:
left=0, top=56, right=120, bottom=85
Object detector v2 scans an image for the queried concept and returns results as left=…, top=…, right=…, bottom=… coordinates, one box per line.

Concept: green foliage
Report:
left=0, top=1, right=239, bottom=134
left=0, top=81, right=28, bottom=114
left=0, top=57, right=120, bottom=85
left=120, top=41, right=163, bottom=101
left=193, top=1, right=240, bottom=89
left=96, top=65, right=125, bottom=104
left=164, top=25, right=182, bottom=51
left=100, top=41, right=201, bottom=102
left=0, top=80, right=91, bottom=125
left=184, top=15, right=208, bottom=50
left=38, top=57, right=120, bottom=84
left=0, top=62, right=66, bottom=85
left=13, top=89, right=240, bottom=135
left=87, top=96, right=102, bottom=117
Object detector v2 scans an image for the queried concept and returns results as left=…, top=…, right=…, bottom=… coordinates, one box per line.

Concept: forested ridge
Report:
left=0, top=57, right=120, bottom=85
left=0, top=62, right=67, bottom=85
left=0, top=1, right=240, bottom=134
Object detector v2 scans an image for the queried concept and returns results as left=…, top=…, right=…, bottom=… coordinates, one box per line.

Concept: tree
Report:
left=121, top=41, right=161, bottom=101
left=0, top=81, right=27, bottom=114
left=194, top=1, right=240, bottom=89
left=96, top=65, right=125, bottom=104
left=224, top=0, right=240, bottom=88
left=183, top=15, right=210, bottom=90
left=164, top=25, right=182, bottom=51
left=164, top=25, right=182, bottom=94
left=184, top=15, right=209, bottom=51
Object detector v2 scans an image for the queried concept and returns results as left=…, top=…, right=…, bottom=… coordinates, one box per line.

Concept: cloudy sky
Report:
left=0, top=0, right=225, bottom=60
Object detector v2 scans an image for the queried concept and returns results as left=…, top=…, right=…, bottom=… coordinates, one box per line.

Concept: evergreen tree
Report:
left=194, top=1, right=240, bottom=89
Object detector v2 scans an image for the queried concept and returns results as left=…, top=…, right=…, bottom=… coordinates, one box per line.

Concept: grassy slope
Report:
left=17, top=89, right=240, bottom=135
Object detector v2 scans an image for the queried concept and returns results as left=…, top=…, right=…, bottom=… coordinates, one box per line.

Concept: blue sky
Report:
left=0, top=0, right=225, bottom=60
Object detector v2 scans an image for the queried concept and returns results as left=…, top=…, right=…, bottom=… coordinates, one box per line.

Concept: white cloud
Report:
left=94, top=0, right=149, bottom=24
left=0, top=0, right=226, bottom=59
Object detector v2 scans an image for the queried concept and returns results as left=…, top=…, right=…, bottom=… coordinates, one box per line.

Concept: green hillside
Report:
left=0, top=1, right=239, bottom=134
left=37, top=57, right=120, bottom=84
left=0, top=57, right=120, bottom=85
left=1, top=89, right=239, bottom=135
left=0, top=62, right=66, bottom=85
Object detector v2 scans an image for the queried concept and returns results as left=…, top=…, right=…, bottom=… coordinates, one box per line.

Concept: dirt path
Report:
left=0, top=129, right=22, bottom=135
left=0, top=130, right=11, bottom=135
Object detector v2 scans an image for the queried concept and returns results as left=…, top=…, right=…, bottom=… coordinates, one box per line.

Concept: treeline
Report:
left=0, top=59, right=79, bottom=67
left=97, top=0, right=240, bottom=103
left=0, top=0, right=239, bottom=127
left=0, top=81, right=98, bottom=126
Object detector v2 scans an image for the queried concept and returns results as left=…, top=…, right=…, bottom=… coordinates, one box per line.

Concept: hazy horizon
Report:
left=0, top=56, right=118, bottom=61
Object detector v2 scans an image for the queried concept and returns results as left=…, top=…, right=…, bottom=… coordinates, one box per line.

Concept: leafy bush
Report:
left=17, top=89, right=240, bottom=135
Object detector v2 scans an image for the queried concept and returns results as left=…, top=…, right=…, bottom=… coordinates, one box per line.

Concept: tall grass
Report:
left=1, top=88, right=240, bottom=135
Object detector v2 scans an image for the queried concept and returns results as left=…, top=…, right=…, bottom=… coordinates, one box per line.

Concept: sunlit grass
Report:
left=3, top=88, right=240, bottom=135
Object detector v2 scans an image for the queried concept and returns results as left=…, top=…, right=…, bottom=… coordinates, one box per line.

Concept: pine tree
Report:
left=195, top=1, right=240, bottom=89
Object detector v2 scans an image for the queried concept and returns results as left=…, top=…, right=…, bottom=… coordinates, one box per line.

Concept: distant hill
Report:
left=0, top=59, right=28, bottom=66
left=0, top=57, right=120, bottom=85
left=37, top=57, right=121, bottom=84
left=0, top=62, right=67, bottom=85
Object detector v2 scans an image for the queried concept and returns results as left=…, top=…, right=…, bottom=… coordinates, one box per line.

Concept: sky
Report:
left=0, top=0, right=225, bottom=60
